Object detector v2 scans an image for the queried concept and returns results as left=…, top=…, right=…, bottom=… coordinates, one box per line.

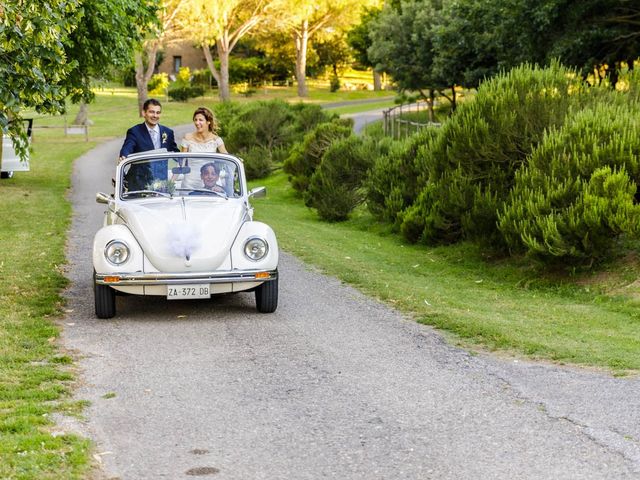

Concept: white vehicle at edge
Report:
left=92, top=151, right=278, bottom=318
left=1, top=119, right=32, bottom=179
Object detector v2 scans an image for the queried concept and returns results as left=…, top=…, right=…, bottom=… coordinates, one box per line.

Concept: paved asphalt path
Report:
left=61, top=124, right=640, bottom=479
left=341, top=107, right=389, bottom=134
left=324, top=96, right=393, bottom=134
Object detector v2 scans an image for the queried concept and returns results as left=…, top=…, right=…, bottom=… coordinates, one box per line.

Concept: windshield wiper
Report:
left=122, top=190, right=172, bottom=198
left=177, top=188, right=228, bottom=199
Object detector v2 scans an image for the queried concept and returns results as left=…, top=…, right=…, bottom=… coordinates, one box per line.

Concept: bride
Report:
left=178, top=106, right=229, bottom=190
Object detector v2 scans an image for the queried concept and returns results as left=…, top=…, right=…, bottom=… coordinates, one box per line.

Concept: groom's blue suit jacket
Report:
left=119, top=123, right=179, bottom=190
left=119, top=123, right=179, bottom=157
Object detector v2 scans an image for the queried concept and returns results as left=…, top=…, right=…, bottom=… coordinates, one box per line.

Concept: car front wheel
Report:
left=94, top=271, right=116, bottom=318
left=255, top=277, right=278, bottom=313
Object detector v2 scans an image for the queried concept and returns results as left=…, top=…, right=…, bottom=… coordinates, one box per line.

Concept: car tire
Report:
left=0, top=171, right=13, bottom=179
left=94, top=271, right=116, bottom=318
left=255, top=277, right=278, bottom=313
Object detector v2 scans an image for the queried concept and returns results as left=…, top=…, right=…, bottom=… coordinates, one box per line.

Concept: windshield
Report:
left=120, top=156, right=241, bottom=199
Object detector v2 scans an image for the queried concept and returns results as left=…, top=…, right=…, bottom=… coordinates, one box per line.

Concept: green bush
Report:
left=365, top=128, right=439, bottom=228
left=270, top=146, right=290, bottom=164
left=306, top=136, right=378, bottom=221
left=214, top=100, right=337, bottom=175
left=399, top=61, right=588, bottom=247
left=148, top=73, right=169, bottom=97
left=175, top=66, right=192, bottom=85
left=283, top=121, right=353, bottom=194
left=233, top=82, right=257, bottom=97
left=208, top=57, right=270, bottom=85
left=498, top=104, right=640, bottom=263
left=622, top=65, right=640, bottom=104
left=212, top=102, right=245, bottom=139
left=289, top=103, right=339, bottom=134
left=240, top=146, right=273, bottom=180
left=222, top=100, right=336, bottom=155
left=168, top=85, right=205, bottom=102
left=167, top=66, right=205, bottom=101
left=225, top=120, right=257, bottom=153
left=191, top=68, right=212, bottom=87
left=238, top=100, right=297, bottom=150
left=228, top=57, right=266, bottom=85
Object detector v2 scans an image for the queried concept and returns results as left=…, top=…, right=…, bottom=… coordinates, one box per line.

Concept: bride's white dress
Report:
left=178, top=137, right=225, bottom=189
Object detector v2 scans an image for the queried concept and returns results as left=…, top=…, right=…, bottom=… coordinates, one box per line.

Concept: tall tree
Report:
left=135, top=0, right=186, bottom=115
left=0, top=0, right=156, bottom=158
left=0, top=0, right=81, bottom=157
left=313, top=33, right=352, bottom=79
left=253, top=30, right=297, bottom=83
left=178, top=0, right=274, bottom=102
left=430, top=0, right=502, bottom=89
left=539, top=0, right=640, bottom=83
left=368, top=0, right=451, bottom=114
left=66, top=0, right=158, bottom=123
left=445, top=0, right=640, bottom=86
left=346, top=7, right=383, bottom=90
left=270, top=0, right=380, bottom=97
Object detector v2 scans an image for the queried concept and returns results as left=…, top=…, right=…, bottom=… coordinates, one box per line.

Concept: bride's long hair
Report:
left=193, top=106, right=219, bottom=134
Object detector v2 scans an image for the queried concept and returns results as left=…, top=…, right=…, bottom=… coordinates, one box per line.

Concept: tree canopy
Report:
left=1, top=1, right=80, bottom=153
left=368, top=0, right=445, bottom=95
left=0, top=0, right=157, bottom=155
left=346, top=7, right=380, bottom=71
left=367, top=0, right=640, bottom=100
left=267, top=0, right=380, bottom=96
left=177, top=0, right=275, bottom=101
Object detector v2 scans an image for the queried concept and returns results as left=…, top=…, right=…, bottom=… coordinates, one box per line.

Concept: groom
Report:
left=119, top=98, right=179, bottom=190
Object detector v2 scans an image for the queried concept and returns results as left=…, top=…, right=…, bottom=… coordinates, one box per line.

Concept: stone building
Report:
left=157, top=40, right=208, bottom=77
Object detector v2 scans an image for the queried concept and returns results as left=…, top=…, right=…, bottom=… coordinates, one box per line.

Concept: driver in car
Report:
left=200, top=162, right=225, bottom=193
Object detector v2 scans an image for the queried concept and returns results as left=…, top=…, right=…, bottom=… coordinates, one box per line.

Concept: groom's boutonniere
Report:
left=161, top=132, right=168, bottom=144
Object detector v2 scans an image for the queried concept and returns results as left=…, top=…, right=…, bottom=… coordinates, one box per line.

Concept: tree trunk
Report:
left=135, top=42, right=159, bottom=116
left=373, top=70, right=382, bottom=91
left=450, top=86, right=457, bottom=112
left=203, top=45, right=227, bottom=102
left=294, top=21, right=309, bottom=97
left=216, top=40, right=231, bottom=102
left=609, top=63, right=619, bottom=89
left=73, top=101, right=92, bottom=125
left=427, top=89, right=435, bottom=123
left=135, top=79, right=148, bottom=117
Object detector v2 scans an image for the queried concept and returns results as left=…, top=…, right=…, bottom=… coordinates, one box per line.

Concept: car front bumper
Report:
left=95, top=269, right=278, bottom=286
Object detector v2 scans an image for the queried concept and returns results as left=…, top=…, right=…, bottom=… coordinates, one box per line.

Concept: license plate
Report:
left=167, top=284, right=210, bottom=300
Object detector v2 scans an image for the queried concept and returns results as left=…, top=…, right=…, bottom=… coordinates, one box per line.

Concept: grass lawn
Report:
left=0, top=138, right=94, bottom=479
left=250, top=171, right=640, bottom=374
left=2, top=82, right=638, bottom=478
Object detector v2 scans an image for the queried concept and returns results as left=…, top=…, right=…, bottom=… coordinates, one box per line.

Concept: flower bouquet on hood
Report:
left=145, top=179, right=176, bottom=194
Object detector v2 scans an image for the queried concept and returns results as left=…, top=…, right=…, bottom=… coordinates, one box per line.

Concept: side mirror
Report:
left=248, top=186, right=266, bottom=198
left=96, top=192, right=111, bottom=204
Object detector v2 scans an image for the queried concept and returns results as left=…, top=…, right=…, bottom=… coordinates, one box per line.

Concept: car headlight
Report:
left=105, top=240, right=130, bottom=265
left=244, top=237, right=268, bottom=261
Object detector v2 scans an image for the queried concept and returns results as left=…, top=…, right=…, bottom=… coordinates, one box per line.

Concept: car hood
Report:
left=118, top=198, right=246, bottom=272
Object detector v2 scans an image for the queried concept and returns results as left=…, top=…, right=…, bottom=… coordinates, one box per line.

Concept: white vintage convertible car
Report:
left=92, top=151, right=278, bottom=318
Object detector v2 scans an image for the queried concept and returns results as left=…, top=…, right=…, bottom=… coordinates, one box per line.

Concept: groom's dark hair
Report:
left=143, top=98, right=162, bottom=111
